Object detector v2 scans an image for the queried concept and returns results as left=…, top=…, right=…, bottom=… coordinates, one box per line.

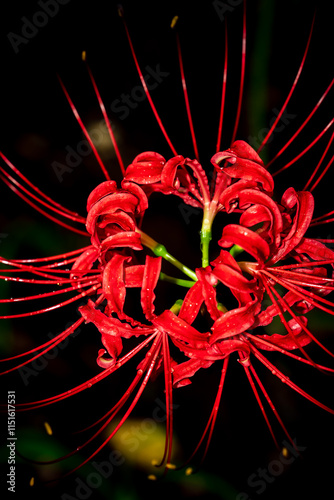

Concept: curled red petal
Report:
left=79, top=299, right=154, bottom=338
left=195, top=267, right=220, bottom=321
left=212, top=141, right=273, bottom=193
left=70, top=246, right=99, bottom=279
left=160, top=155, right=186, bottom=188
left=218, top=179, right=258, bottom=213
left=254, top=290, right=301, bottom=327
left=86, top=180, right=117, bottom=212
left=219, top=224, right=270, bottom=263
left=295, top=238, right=334, bottom=263
left=100, top=231, right=143, bottom=253
left=86, top=191, right=139, bottom=235
left=228, top=140, right=264, bottom=165
left=152, top=309, right=210, bottom=347
left=223, top=161, right=274, bottom=193
left=240, top=204, right=272, bottom=228
left=211, top=249, right=241, bottom=272
left=237, top=189, right=283, bottom=245
left=102, top=254, right=131, bottom=316
left=172, top=338, right=249, bottom=386
left=121, top=180, right=148, bottom=213
left=140, top=255, right=162, bottom=320
left=210, top=300, right=260, bottom=343
left=251, top=327, right=311, bottom=352
left=96, top=211, right=137, bottom=233
left=179, top=280, right=204, bottom=324
left=270, top=188, right=314, bottom=263
left=125, top=265, right=145, bottom=287
left=172, top=358, right=214, bottom=388
left=212, top=263, right=257, bottom=293
left=125, top=151, right=166, bottom=184
left=96, top=349, right=116, bottom=369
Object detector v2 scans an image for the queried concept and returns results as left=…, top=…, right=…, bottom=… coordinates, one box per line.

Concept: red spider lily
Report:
left=1, top=1, right=334, bottom=482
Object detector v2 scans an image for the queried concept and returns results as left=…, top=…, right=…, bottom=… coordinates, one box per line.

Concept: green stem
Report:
left=229, top=244, right=244, bottom=258
left=170, top=299, right=183, bottom=315
left=201, top=232, right=211, bottom=268
left=200, top=208, right=213, bottom=268
left=138, top=230, right=197, bottom=282
left=160, top=272, right=196, bottom=288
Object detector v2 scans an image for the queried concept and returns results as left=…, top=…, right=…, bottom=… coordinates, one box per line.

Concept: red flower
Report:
left=0, top=2, right=333, bottom=481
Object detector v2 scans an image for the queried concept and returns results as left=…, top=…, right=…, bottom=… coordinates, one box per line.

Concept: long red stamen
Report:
left=118, top=8, right=177, bottom=155
left=13, top=332, right=156, bottom=411
left=248, top=363, right=296, bottom=450
left=43, top=334, right=163, bottom=480
left=84, top=57, right=126, bottom=176
left=262, top=278, right=329, bottom=371
left=153, top=333, right=174, bottom=469
left=0, top=170, right=88, bottom=236
left=271, top=267, right=334, bottom=284
left=57, top=76, right=111, bottom=181
left=0, top=319, right=84, bottom=375
left=0, top=279, right=99, bottom=304
left=241, top=354, right=279, bottom=449
left=272, top=118, right=334, bottom=177
left=7, top=247, right=91, bottom=265
left=0, top=165, right=85, bottom=225
left=0, top=284, right=100, bottom=319
left=304, top=125, right=334, bottom=190
left=0, top=318, right=83, bottom=364
left=257, top=16, right=314, bottom=153
left=216, top=22, right=228, bottom=153
left=175, top=29, right=199, bottom=161
left=0, top=273, right=98, bottom=285
left=0, top=258, right=99, bottom=283
left=252, top=347, right=334, bottom=415
left=259, top=272, right=334, bottom=359
left=276, top=259, right=334, bottom=270
left=230, top=0, right=246, bottom=145
left=261, top=269, right=334, bottom=316
left=247, top=333, right=334, bottom=373
left=0, top=150, right=82, bottom=220
left=178, top=357, right=229, bottom=471
left=308, top=153, right=334, bottom=192
left=267, top=78, right=334, bottom=169
left=311, top=210, right=334, bottom=224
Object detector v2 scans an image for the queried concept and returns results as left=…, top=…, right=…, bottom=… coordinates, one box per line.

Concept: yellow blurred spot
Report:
left=108, top=418, right=180, bottom=472
left=147, top=474, right=157, bottom=481
left=282, top=447, right=289, bottom=458
left=44, top=422, right=53, bottom=436
left=81, top=51, right=86, bottom=61
left=166, top=463, right=177, bottom=470
left=170, top=16, right=179, bottom=29
left=29, top=477, right=35, bottom=487
left=185, top=467, right=193, bottom=476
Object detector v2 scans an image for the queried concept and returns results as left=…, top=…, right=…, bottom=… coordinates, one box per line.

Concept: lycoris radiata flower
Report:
left=1, top=0, right=333, bottom=490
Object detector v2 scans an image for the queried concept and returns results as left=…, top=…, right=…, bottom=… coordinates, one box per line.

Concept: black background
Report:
left=0, top=1, right=333, bottom=499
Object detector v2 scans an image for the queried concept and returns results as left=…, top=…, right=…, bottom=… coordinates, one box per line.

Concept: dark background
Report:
left=0, top=1, right=333, bottom=499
